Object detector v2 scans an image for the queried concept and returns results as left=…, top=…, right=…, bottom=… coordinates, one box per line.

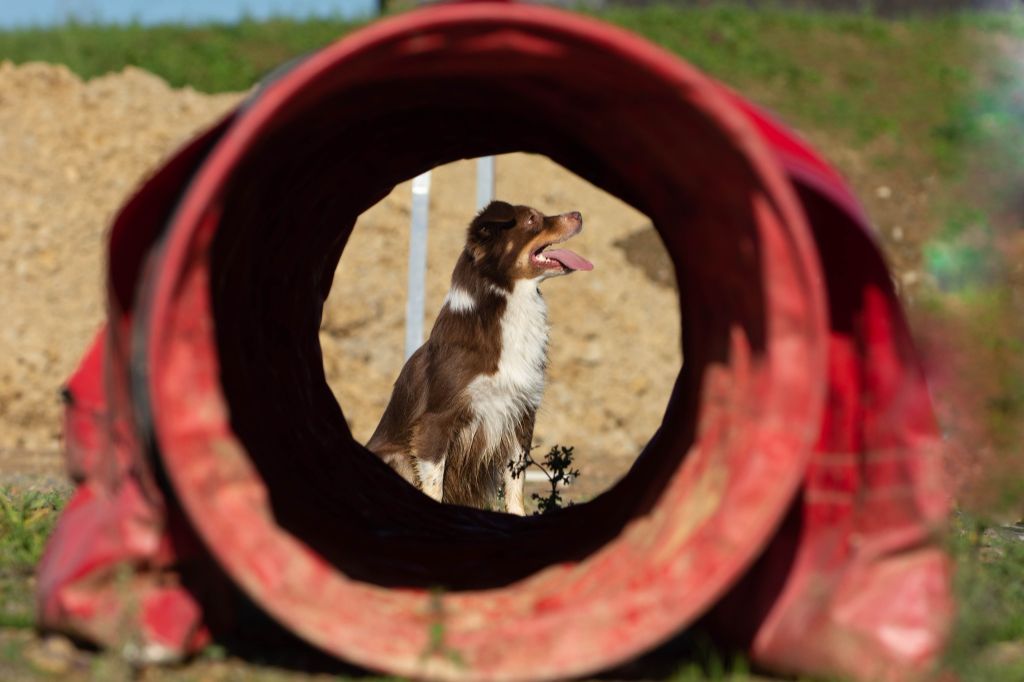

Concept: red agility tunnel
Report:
left=37, top=4, right=952, bottom=680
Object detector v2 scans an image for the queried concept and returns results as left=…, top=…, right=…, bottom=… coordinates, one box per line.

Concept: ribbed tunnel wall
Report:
left=37, top=5, right=952, bottom=681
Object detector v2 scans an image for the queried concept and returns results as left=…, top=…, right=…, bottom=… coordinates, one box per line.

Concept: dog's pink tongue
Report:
left=545, top=248, right=594, bottom=271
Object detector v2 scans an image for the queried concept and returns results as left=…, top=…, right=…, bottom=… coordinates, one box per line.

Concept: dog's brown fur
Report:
left=366, top=201, right=591, bottom=513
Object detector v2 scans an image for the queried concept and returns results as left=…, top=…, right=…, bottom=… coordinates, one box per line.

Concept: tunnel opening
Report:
left=319, top=153, right=683, bottom=515
left=198, top=60, right=787, bottom=587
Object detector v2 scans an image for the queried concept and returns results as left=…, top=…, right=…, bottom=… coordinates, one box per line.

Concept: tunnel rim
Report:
left=139, top=4, right=828, bottom=680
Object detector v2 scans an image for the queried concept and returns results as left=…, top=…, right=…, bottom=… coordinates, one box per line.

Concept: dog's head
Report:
left=466, top=201, right=593, bottom=285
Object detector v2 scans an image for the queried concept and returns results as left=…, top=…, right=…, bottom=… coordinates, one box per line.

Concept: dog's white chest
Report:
left=494, top=279, right=549, bottom=402
left=466, top=280, right=548, bottom=450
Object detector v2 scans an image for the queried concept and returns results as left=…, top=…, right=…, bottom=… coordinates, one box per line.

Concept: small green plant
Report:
left=0, top=488, right=65, bottom=573
left=0, top=487, right=68, bottom=629
left=420, top=587, right=463, bottom=668
left=508, top=445, right=581, bottom=515
left=945, top=513, right=1024, bottom=681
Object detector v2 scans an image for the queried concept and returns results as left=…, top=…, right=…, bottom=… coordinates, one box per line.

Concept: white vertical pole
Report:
left=405, top=171, right=431, bottom=360
left=404, top=158, right=492, bottom=361
left=476, top=156, right=495, bottom=210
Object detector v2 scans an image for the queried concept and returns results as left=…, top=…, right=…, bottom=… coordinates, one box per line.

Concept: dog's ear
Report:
left=471, top=201, right=517, bottom=234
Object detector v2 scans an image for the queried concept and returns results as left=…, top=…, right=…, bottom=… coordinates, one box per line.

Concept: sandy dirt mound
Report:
left=0, top=62, right=242, bottom=473
left=0, top=63, right=680, bottom=499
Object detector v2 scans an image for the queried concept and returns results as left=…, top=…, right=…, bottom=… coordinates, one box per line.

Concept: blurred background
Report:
left=0, top=0, right=1021, bottom=679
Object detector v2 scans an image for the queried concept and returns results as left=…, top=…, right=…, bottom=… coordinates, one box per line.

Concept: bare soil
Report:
left=0, top=61, right=241, bottom=472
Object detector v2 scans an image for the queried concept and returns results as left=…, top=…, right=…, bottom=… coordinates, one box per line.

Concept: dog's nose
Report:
left=569, top=211, right=582, bottom=222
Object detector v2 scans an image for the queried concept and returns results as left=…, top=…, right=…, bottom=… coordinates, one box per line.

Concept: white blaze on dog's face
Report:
left=467, top=201, right=593, bottom=285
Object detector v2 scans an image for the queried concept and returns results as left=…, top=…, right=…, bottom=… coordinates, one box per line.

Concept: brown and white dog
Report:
left=366, top=201, right=593, bottom=514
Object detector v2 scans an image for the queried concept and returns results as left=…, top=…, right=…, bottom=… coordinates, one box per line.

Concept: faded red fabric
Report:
left=36, top=4, right=949, bottom=680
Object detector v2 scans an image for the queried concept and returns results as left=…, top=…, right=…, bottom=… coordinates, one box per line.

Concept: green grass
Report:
left=0, top=6, right=1014, bottom=176
left=609, top=7, right=1024, bottom=180
left=0, top=17, right=366, bottom=92
left=0, top=488, right=67, bottom=629
left=946, top=516, right=1024, bottom=682
left=914, top=284, right=1024, bottom=513
left=0, top=481, right=1018, bottom=680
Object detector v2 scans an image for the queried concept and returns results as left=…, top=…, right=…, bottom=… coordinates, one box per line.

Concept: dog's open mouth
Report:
left=531, top=240, right=594, bottom=272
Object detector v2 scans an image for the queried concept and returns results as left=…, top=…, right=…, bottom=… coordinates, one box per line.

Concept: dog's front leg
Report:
left=503, top=455, right=526, bottom=515
left=504, top=412, right=535, bottom=516
left=412, top=414, right=452, bottom=503
left=415, top=456, right=446, bottom=502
